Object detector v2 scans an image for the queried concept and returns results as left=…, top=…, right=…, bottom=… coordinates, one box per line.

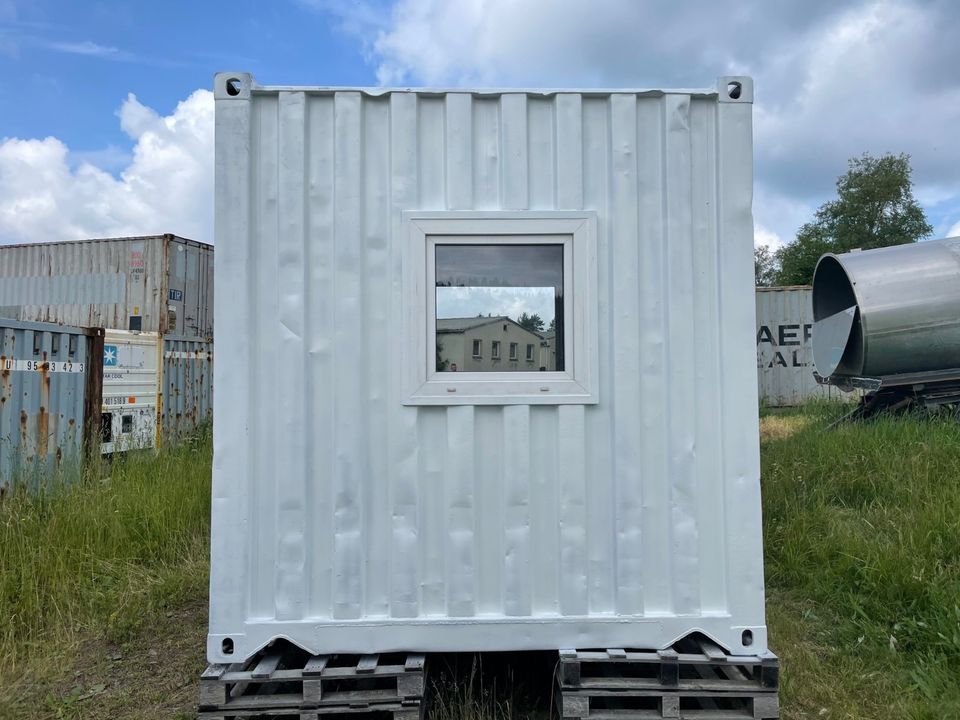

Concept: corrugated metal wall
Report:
left=0, top=319, right=97, bottom=490
left=755, top=287, right=843, bottom=406
left=210, top=75, right=764, bottom=662
left=0, top=234, right=214, bottom=337
left=161, top=335, right=213, bottom=443
left=166, top=238, right=215, bottom=338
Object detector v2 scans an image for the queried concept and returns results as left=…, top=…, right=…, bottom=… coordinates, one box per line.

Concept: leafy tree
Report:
left=517, top=312, right=544, bottom=333
left=548, top=317, right=556, bottom=333
left=436, top=341, right=449, bottom=372
left=774, top=153, right=932, bottom=285
left=754, top=246, right=778, bottom=287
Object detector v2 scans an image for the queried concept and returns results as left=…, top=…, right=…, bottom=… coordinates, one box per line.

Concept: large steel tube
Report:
left=812, top=237, right=960, bottom=379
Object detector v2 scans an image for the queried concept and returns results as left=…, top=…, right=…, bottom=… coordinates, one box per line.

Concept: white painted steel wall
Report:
left=210, top=74, right=765, bottom=663
left=755, top=287, right=842, bottom=406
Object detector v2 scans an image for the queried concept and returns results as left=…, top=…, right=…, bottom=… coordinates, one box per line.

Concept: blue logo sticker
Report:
left=103, top=345, right=118, bottom=366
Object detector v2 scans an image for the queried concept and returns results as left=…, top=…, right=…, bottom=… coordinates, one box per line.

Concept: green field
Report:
left=2, top=409, right=959, bottom=719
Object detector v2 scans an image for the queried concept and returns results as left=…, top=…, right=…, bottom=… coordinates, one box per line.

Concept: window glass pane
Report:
left=436, top=244, right=563, bottom=372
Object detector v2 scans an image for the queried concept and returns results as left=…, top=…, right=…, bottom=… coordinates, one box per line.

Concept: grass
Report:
left=0, top=428, right=212, bottom=719
left=762, top=403, right=960, bottom=719
left=3, top=407, right=960, bottom=719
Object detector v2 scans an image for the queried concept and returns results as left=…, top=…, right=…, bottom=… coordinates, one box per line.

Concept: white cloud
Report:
left=754, top=225, right=784, bottom=252
left=45, top=40, right=123, bottom=58
left=316, top=0, right=960, bottom=244
left=948, top=219, right=960, bottom=238
left=0, top=89, right=213, bottom=245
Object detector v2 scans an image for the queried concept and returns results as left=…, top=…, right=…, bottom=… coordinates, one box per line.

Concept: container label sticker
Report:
left=129, top=247, right=145, bottom=276
left=169, top=289, right=183, bottom=301
left=1, top=359, right=85, bottom=373
left=103, top=343, right=146, bottom=368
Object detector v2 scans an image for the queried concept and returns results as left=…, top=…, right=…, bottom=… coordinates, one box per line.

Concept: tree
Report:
left=517, top=312, right=544, bottom=333
left=774, top=153, right=932, bottom=285
left=754, top=246, right=778, bottom=287
left=436, top=341, right=449, bottom=372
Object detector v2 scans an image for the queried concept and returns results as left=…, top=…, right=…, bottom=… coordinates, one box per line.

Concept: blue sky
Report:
left=0, top=0, right=373, bottom=164
left=0, top=0, right=958, bottom=247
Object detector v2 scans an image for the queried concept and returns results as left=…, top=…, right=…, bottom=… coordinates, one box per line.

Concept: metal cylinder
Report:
left=811, top=237, right=960, bottom=379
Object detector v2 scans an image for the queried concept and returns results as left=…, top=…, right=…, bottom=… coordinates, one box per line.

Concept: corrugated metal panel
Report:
left=166, top=238, right=215, bottom=338
left=161, top=335, right=213, bottom=443
left=0, top=234, right=214, bottom=337
left=0, top=319, right=95, bottom=489
left=210, top=74, right=765, bottom=662
left=755, top=287, right=843, bottom=406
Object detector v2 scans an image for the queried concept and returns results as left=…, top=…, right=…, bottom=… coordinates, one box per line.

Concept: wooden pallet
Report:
left=557, top=638, right=779, bottom=720
left=199, top=648, right=425, bottom=720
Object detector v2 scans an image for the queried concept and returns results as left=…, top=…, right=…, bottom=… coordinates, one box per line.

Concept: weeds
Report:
left=0, top=427, right=212, bottom=679
left=762, top=406, right=960, bottom=718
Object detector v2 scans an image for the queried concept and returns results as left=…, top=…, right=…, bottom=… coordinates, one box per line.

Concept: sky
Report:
left=0, top=0, right=958, bottom=250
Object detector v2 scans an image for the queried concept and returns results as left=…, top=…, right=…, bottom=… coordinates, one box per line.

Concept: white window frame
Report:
left=509, top=342, right=519, bottom=361
left=525, top=343, right=534, bottom=362
left=403, top=211, right=598, bottom=405
left=472, top=338, right=482, bottom=358
left=491, top=340, right=500, bottom=359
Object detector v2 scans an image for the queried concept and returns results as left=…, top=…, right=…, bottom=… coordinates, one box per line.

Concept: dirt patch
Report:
left=760, top=414, right=812, bottom=442
left=11, top=600, right=207, bottom=720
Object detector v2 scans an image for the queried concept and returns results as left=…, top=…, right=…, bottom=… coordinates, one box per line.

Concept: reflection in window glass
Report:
left=435, top=244, right=563, bottom=373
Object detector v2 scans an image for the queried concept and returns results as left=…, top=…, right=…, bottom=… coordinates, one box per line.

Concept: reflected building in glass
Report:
left=435, top=244, right=563, bottom=373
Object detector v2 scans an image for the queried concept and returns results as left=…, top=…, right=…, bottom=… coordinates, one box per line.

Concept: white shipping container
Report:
left=101, top=330, right=159, bottom=454
left=210, top=74, right=765, bottom=663
left=755, top=287, right=844, bottom=407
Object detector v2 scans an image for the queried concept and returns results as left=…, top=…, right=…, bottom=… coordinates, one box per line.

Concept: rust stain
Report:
left=38, top=360, right=50, bottom=456
left=37, top=407, right=49, bottom=456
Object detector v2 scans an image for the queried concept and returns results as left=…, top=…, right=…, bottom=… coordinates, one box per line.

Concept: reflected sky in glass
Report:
left=435, top=244, right=563, bottom=323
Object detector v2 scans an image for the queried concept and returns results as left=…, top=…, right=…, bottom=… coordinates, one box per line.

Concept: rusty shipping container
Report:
left=755, top=286, right=843, bottom=407
left=161, top=335, right=213, bottom=443
left=0, top=318, right=103, bottom=490
left=0, top=234, right=213, bottom=338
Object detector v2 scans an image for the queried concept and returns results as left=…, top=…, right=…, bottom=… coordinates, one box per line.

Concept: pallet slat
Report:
left=357, top=654, right=379, bottom=673
left=251, top=650, right=284, bottom=679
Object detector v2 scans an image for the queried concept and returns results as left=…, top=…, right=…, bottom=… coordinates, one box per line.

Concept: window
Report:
left=403, top=212, right=598, bottom=405
left=436, top=244, right=563, bottom=373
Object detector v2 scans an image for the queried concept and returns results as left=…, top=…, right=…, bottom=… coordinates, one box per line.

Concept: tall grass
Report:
left=0, top=429, right=212, bottom=676
left=762, top=406, right=960, bottom=718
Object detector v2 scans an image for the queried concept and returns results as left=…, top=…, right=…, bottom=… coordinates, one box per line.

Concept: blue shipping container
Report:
left=0, top=319, right=101, bottom=490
